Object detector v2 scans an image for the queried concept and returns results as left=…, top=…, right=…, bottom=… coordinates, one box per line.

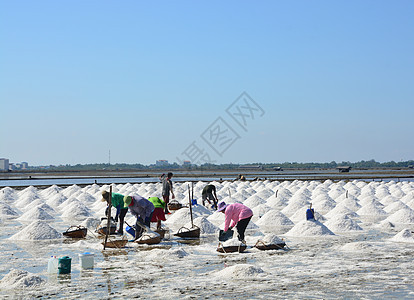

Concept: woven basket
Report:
left=102, top=239, right=128, bottom=248
left=135, top=233, right=161, bottom=245
left=168, top=201, right=182, bottom=211
left=216, top=242, right=247, bottom=253
left=63, top=226, right=87, bottom=238
left=254, top=240, right=286, bottom=251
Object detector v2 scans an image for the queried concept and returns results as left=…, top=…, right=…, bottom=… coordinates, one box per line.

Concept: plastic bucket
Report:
left=47, top=256, right=58, bottom=274
left=79, top=252, right=94, bottom=269
left=126, top=225, right=135, bottom=238
left=191, top=199, right=197, bottom=205
left=58, top=256, right=72, bottom=274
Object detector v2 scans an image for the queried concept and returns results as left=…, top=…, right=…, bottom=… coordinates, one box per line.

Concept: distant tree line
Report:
left=24, top=159, right=414, bottom=171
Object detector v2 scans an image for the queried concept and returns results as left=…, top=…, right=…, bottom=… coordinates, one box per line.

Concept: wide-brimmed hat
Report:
left=101, top=191, right=109, bottom=202
left=123, top=196, right=133, bottom=208
left=217, top=201, right=228, bottom=212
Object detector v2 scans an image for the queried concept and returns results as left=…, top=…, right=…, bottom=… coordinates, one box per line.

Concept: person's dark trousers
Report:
left=236, top=216, right=252, bottom=241
left=144, top=212, right=154, bottom=227
left=163, top=195, right=170, bottom=213
left=117, top=208, right=128, bottom=233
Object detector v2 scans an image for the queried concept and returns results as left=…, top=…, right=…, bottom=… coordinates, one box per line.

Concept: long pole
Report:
left=103, top=186, right=112, bottom=250
left=188, top=185, right=194, bottom=228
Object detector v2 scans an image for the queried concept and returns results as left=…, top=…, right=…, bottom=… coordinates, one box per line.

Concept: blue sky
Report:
left=1, top=1, right=413, bottom=166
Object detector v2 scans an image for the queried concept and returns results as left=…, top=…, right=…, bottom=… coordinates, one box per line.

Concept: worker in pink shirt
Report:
left=218, top=201, right=253, bottom=244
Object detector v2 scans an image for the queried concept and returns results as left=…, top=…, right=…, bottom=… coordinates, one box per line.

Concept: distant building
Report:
left=0, top=158, right=9, bottom=171
left=337, top=166, right=351, bottom=173
left=22, top=162, right=29, bottom=169
left=156, top=160, right=169, bottom=167
left=182, top=160, right=191, bottom=166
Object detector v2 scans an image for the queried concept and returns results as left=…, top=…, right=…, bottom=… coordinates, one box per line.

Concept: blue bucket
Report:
left=191, top=199, right=197, bottom=205
left=126, top=225, right=135, bottom=238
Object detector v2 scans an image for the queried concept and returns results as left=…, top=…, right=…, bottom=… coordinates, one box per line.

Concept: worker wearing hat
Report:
left=124, top=195, right=155, bottom=240
left=102, top=190, right=128, bottom=235
left=218, top=201, right=253, bottom=244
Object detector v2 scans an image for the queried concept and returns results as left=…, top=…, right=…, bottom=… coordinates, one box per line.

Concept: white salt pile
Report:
left=215, top=264, right=264, bottom=279
left=251, top=204, right=272, bottom=221
left=340, top=241, right=374, bottom=252
left=165, top=207, right=205, bottom=230
left=222, top=237, right=244, bottom=247
left=143, top=247, right=188, bottom=261
left=0, top=269, right=45, bottom=289
left=324, top=215, right=363, bottom=232
left=184, top=216, right=219, bottom=235
left=9, top=220, right=62, bottom=240
left=61, top=201, right=93, bottom=220
left=384, top=208, right=414, bottom=224
left=257, top=234, right=284, bottom=245
left=0, top=203, right=19, bottom=218
left=17, top=206, right=54, bottom=221
left=46, top=193, right=68, bottom=208
left=80, top=217, right=101, bottom=230
left=256, top=210, right=293, bottom=227
left=389, top=228, right=414, bottom=243
left=285, top=220, right=335, bottom=236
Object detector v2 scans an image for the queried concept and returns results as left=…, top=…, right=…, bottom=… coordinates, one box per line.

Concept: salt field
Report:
left=1, top=179, right=414, bottom=299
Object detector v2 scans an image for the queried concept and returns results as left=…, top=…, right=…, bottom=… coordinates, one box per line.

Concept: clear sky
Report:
left=1, top=1, right=413, bottom=166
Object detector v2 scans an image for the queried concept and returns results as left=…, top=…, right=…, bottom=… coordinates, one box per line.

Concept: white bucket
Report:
left=47, top=256, right=58, bottom=273
left=79, top=252, right=94, bottom=269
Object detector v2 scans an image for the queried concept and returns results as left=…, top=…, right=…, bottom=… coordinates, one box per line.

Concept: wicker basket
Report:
left=134, top=233, right=162, bottom=245
left=254, top=240, right=286, bottom=251
left=174, top=226, right=200, bottom=238
left=102, top=239, right=128, bottom=248
left=63, top=226, right=87, bottom=238
left=168, top=201, right=182, bottom=211
left=216, top=242, right=247, bottom=253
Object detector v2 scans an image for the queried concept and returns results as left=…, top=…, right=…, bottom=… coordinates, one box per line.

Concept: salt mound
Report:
left=324, top=215, right=363, bottom=232
left=191, top=204, right=213, bottom=216
left=289, top=208, right=326, bottom=223
left=215, top=264, right=264, bottom=279
left=0, top=187, right=17, bottom=202
left=61, top=201, right=93, bottom=220
left=258, top=234, right=284, bottom=244
left=384, top=201, right=409, bottom=214
left=325, top=204, right=359, bottom=219
left=207, top=211, right=225, bottom=227
left=251, top=204, right=272, bottom=221
left=389, top=228, right=414, bottom=243
left=0, top=203, right=19, bottom=218
left=10, top=220, right=62, bottom=240
left=222, top=237, right=245, bottom=247
left=266, top=194, right=288, bottom=209
left=0, top=269, right=45, bottom=289
left=356, top=203, right=387, bottom=216
left=80, top=217, right=100, bottom=229
left=385, top=208, right=414, bottom=224
left=165, top=208, right=203, bottom=229
left=46, top=193, right=68, bottom=208
left=340, top=242, right=374, bottom=252
left=285, top=220, right=335, bottom=236
left=256, top=210, right=293, bottom=226
left=145, top=247, right=188, bottom=261
left=335, top=195, right=361, bottom=211
left=243, top=195, right=266, bottom=207
left=376, top=220, right=395, bottom=231
left=184, top=216, right=219, bottom=234
left=17, top=206, right=54, bottom=221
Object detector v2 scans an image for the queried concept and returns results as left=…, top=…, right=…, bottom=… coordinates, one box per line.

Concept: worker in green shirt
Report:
left=101, top=190, right=128, bottom=235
